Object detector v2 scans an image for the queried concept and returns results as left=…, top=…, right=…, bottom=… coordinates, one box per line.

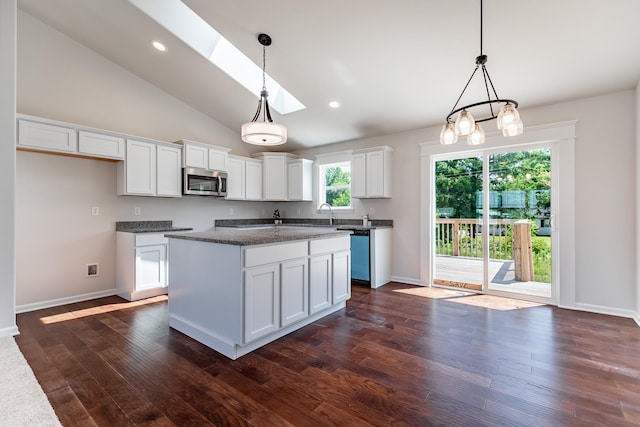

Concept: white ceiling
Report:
left=17, top=0, right=640, bottom=150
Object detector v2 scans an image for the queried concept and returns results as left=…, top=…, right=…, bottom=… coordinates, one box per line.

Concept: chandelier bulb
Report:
left=440, top=123, right=458, bottom=145
left=502, top=118, right=524, bottom=137
left=467, top=123, right=485, bottom=145
left=454, top=110, right=475, bottom=136
left=497, top=103, right=521, bottom=130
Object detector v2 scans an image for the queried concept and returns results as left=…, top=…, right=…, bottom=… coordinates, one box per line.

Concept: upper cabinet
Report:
left=351, top=146, right=393, bottom=198
left=179, top=139, right=230, bottom=171
left=117, top=139, right=182, bottom=198
left=17, top=116, right=125, bottom=160
left=252, top=153, right=293, bottom=201
left=252, top=153, right=313, bottom=201
left=226, top=155, right=263, bottom=201
left=288, top=159, right=313, bottom=201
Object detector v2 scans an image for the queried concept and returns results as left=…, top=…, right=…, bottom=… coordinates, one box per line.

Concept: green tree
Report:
left=435, top=157, right=483, bottom=218
left=324, top=166, right=351, bottom=207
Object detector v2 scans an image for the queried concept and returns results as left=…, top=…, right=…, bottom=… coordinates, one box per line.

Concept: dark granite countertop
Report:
left=165, top=226, right=351, bottom=246
left=215, top=218, right=393, bottom=230
left=116, top=220, right=193, bottom=234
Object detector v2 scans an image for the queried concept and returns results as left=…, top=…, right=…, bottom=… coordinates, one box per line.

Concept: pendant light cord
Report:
left=480, top=0, right=483, bottom=56
left=262, top=45, right=266, bottom=91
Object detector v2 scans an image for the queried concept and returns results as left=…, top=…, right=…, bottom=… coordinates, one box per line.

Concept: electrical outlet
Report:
left=229, top=208, right=234, bottom=216
left=369, top=208, right=375, bottom=215
left=134, top=207, right=141, bottom=216
left=86, top=263, right=99, bottom=277
left=91, top=206, right=99, bottom=216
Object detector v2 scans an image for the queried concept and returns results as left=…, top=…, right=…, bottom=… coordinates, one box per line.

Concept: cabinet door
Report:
left=226, top=156, right=246, bottom=200
left=366, top=151, right=385, bottom=197
left=263, top=155, right=288, bottom=200
left=281, top=259, right=309, bottom=326
left=309, top=254, right=332, bottom=314
left=245, top=160, right=263, bottom=200
left=288, top=161, right=303, bottom=201
left=332, top=250, right=351, bottom=304
left=126, top=140, right=156, bottom=195
left=244, top=264, right=280, bottom=343
left=156, top=145, right=182, bottom=197
left=351, top=153, right=366, bottom=198
left=135, top=244, right=167, bottom=291
left=208, top=149, right=227, bottom=171
left=78, top=131, right=125, bottom=159
left=184, top=144, right=208, bottom=169
left=18, top=120, right=77, bottom=153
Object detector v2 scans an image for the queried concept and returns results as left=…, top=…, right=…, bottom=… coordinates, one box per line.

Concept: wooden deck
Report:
left=435, top=255, right=551, bottom=298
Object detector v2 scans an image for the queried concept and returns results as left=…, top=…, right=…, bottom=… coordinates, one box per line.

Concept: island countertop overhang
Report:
left=165, top=227, right=351, bottom=246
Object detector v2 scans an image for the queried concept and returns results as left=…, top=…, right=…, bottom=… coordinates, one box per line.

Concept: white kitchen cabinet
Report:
left=168, top=234, right=351, bottom=359
left=180, top=139, right=230, bottom=171
left=309, top=254, right=332, bottom=314
left=245, top=159, right=263, bottom=200
left=18, top=119, right=77, bottom=153
left=288, top=159, right=313, bottom=201
left=244, top=264, right=280, bottom=342
left=118, top=139, right=182, bottom=197
left=351, top=146, right=393, bottom=198
left=332, top=250, right=351, bottom=303
left=225, top=155, right=246, bottom=200
left=122, top=139, right=156, bottom=195
left=281, top=258, right=309, bottom=326
left=156, top=144, right=182, bottom=197
left=78, top=130, right=125, bottom=160
left=252, top=152, right=297, bottom=201
left=225, top=155, right=263, bottom=201
left=116, top=232, right=169, bottom=301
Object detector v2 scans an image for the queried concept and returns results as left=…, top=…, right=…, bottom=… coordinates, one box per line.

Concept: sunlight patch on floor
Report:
left=392, top=286, right=544, bottom=311
left=39, top=295, right=167, bottom=324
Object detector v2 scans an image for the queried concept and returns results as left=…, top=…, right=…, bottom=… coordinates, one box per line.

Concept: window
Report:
left=318, top=162, right=351, bottom=209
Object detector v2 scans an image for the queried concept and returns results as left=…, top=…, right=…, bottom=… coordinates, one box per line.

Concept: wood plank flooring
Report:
left=15, top=283, right=640, bottom=426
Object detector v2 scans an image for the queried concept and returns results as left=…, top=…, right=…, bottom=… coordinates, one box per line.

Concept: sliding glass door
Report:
left=433, top=145, right=554, bottom=302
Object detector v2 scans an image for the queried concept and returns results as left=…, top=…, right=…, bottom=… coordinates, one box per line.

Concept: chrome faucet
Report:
left=318, top=203, right=334, bottom=225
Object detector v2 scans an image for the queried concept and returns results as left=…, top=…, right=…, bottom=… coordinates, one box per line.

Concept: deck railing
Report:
left=435, top=218, right=516, bottom=260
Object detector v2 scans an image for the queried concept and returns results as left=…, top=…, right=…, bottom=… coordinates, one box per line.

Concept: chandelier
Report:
left=440, top=0, right=523, bottom=146
left=241, top=33, right=287, bottom=146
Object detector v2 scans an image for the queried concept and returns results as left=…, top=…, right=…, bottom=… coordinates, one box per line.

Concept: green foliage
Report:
left=326, top=189, right=351, bottom=207
left=325, top=167, right=350, bottom=186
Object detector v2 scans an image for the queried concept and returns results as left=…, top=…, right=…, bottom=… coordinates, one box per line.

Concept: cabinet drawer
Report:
left=245, top=241, right=307, bottom=268
left=309, top=235, right=350, bottom=255
left=135, top=233, right=168, bottom=246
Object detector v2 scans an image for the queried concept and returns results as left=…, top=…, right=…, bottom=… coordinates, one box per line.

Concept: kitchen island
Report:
left=166, top=226, right=352, bottom=360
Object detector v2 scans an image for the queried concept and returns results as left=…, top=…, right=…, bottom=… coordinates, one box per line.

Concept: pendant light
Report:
left=241, top=33, right=287, bottom=146
left=439, top=0, right=523, bottom=145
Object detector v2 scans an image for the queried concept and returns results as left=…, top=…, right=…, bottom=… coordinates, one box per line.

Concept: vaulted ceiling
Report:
left=18, top=0, right=640, bottom=150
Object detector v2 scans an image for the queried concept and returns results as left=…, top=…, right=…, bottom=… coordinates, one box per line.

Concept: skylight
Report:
left=128, top=0, right=305, bottom=115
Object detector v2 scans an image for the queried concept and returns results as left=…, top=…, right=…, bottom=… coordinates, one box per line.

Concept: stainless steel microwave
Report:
left=183, top=167, right=227, bottom=197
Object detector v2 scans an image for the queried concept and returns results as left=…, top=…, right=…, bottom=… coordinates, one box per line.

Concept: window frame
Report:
left=317, top=161, right=353, bottom=211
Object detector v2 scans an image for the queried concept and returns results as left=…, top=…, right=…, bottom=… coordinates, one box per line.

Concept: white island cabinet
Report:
left=167, top=230, right=351, bottom=360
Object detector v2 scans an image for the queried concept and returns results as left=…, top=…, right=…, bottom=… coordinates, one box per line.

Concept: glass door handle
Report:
left=550, top=214, right=556, bottom=231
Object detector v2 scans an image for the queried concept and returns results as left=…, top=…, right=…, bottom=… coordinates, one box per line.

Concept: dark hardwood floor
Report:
left=15, top=283, right=640, bottom=426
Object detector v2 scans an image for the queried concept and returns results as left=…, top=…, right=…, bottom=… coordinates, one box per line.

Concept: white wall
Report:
left=636, top=79, right=640, bottom=325
left=292, top=90, right=638, bottom=315
left=0, top=0, right=18, bottom=336
left=14, top=10, right=277, bottom=309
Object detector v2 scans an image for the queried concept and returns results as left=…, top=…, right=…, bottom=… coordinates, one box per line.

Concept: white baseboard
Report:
left=634, top=314, right=640, bottom=328
left=0, top=326, right=19, bottom=337
left=559, top=302, right=637, bottom=320
left=390, top=276, right=427, bottom=286
left=16, top=288, right=118, bottom=314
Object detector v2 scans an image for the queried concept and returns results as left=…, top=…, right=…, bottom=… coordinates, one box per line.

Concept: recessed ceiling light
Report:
left=328, top=101, right=340, bottom=109
left=152, top=41, right=167, bottom=52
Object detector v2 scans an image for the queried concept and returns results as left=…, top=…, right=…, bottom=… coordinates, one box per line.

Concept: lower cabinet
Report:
left=116, top=232, right=169, bottom=301
left=281, top=258, right=309, bottom=326
left=309, top=254, right=332, bottom=314
left=332, top=250, right=351, bottom=304
left=244, top=264, right=280, bottom=342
